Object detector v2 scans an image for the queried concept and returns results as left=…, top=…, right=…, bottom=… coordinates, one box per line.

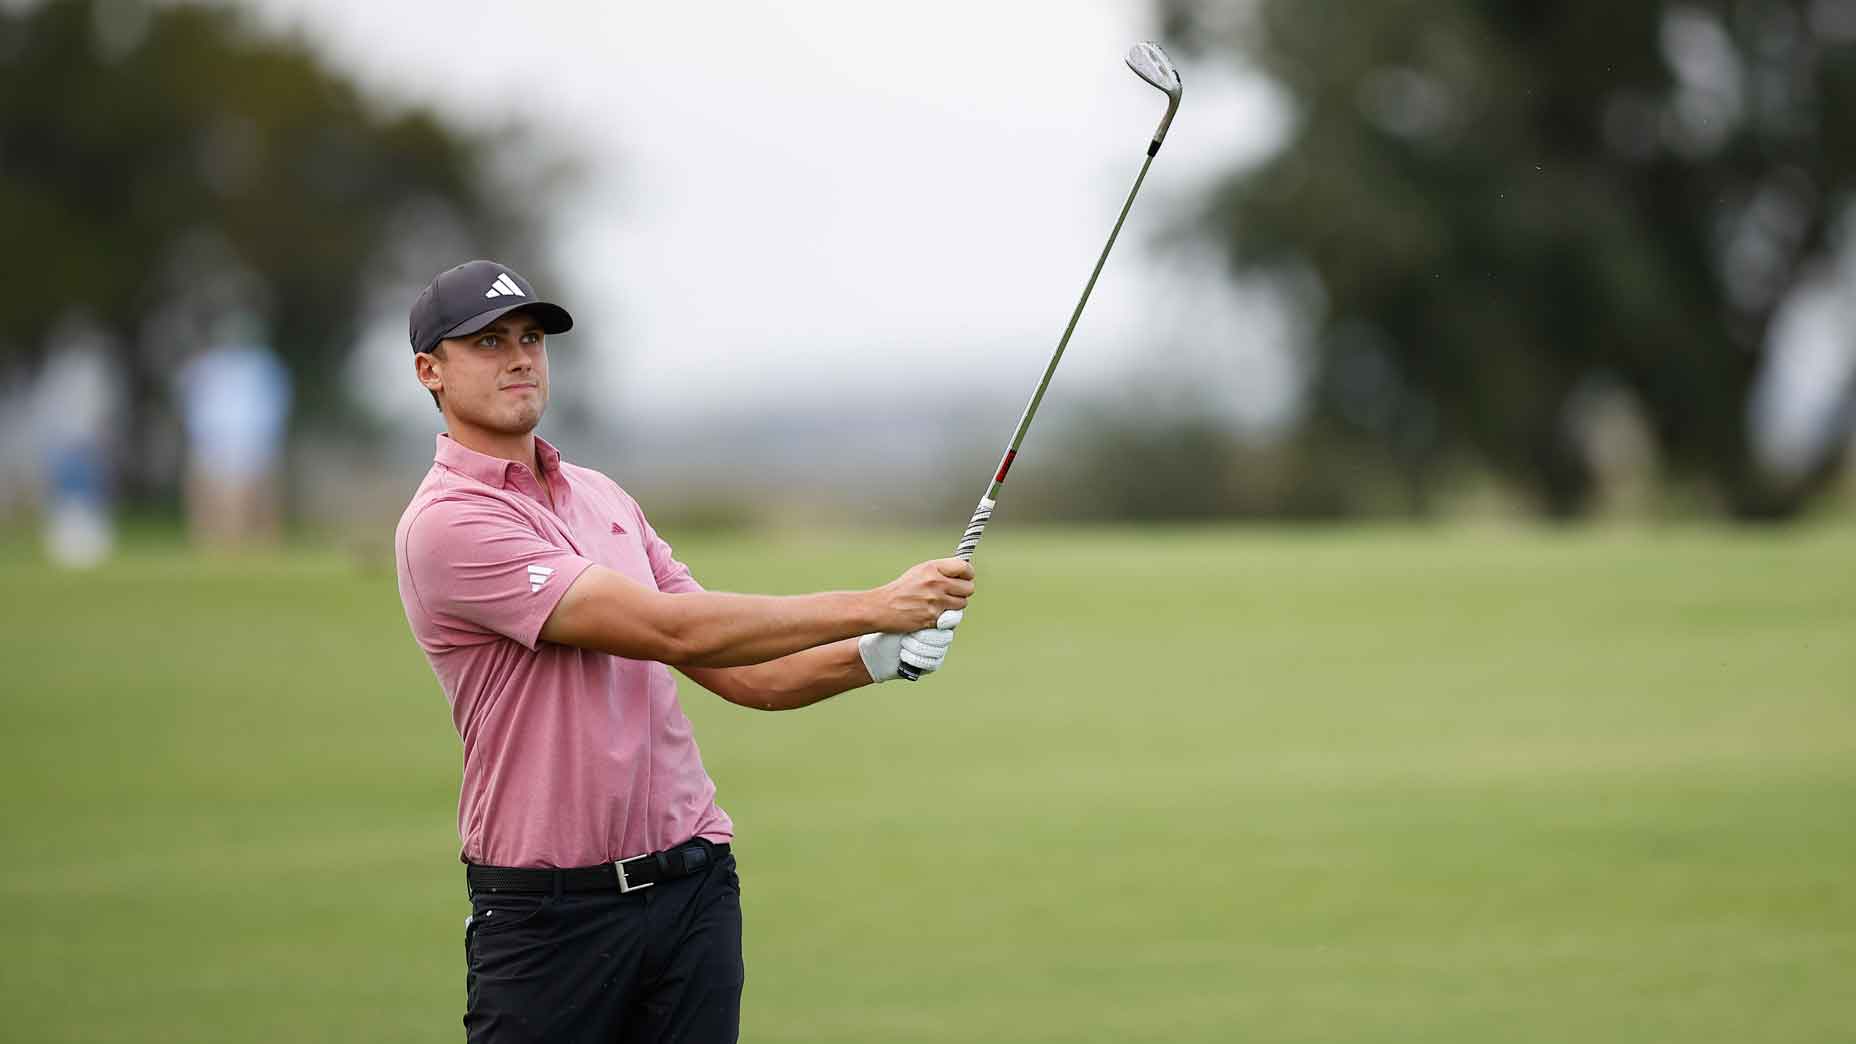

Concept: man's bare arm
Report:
left=537, top=559, right=972, bottom=668
left=678, top=639, right=873, bottom=711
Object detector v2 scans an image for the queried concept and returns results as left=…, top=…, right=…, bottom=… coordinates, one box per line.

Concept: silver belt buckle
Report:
left=614, top=853, right=654, bottom=894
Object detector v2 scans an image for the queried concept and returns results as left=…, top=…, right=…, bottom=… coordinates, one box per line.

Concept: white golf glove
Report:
left=859, top=609, right=964, bottom=683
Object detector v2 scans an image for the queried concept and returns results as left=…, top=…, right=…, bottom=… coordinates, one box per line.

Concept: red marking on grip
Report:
left=995, top=450, right=1018, bottom=483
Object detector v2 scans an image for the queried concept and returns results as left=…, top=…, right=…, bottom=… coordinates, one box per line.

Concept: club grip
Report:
left=895, top=497, right=996, bottom=682
left=953, top=497, right=994, bottom=561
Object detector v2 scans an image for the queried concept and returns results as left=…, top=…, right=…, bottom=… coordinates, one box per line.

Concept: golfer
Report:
left=393, top=259, right=972, bottom=1043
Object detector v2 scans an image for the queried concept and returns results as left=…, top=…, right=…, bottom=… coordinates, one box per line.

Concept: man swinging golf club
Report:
left=393, top=259, right=970, bottom=1043
left=394, top=39, right=1181, bottom=1043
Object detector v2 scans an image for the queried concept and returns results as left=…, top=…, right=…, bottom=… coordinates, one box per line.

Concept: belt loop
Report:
left=551, top=869, right=564, bottom=900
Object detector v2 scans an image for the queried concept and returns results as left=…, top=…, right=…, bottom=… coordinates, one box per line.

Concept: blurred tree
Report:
left=1160, top=0, right=1856, bottom=517
left=0, top=0, right=560, bottom=500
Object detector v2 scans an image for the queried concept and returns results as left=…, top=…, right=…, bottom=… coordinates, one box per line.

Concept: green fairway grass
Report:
left=2, top=526, right=1852, bottom=1042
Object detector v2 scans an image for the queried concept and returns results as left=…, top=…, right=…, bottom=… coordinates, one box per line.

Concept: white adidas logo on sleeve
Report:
left=528, top=564, right=555, bottom=593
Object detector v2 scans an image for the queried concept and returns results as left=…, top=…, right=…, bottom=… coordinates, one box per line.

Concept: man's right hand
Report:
left=872, top=558, right=974, bottom=633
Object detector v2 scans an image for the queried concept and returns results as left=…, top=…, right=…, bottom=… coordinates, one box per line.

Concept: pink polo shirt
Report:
left=394, top=433, right=733, bottom=868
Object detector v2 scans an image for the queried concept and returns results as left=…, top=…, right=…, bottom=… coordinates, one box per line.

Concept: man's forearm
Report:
left=686, top=639, right=874, bottom=711
left=544, top=559, right=969, bottom=668
left=658, top=590, right=881, bottom=668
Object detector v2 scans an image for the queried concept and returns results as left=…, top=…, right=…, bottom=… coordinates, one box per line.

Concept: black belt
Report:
left=467, top=839, right=728, bottom=896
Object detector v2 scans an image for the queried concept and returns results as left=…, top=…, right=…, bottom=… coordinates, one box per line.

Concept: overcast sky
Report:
left=233, top=0, right=1298, bottom=433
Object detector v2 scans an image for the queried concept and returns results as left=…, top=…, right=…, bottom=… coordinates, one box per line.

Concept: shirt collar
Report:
left=433, top=433, right=564, bottom=489
left=534, top=435, right=563, bottom=477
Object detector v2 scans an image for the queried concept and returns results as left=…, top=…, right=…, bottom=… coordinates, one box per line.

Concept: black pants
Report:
left=464, top=849, right=744, bottom=1043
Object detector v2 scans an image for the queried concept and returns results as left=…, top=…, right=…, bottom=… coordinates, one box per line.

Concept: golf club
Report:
left=899, top=42, right=1183, bottom=680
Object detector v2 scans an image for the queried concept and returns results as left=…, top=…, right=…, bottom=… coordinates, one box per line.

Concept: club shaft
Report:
left=902, top=154, right=1158, bottom=678
left=897, top=151, right=1156, bottom=683
left=971, top=148, right=1157, bottom=531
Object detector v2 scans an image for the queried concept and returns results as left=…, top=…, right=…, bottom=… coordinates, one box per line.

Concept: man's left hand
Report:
left=858, top=610, right=964, bottom=683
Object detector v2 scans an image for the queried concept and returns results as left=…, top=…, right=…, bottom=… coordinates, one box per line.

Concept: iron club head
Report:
left=1125, top=42, right=1182, bottom=97
left=1124, top=42, right=1183, bottom=149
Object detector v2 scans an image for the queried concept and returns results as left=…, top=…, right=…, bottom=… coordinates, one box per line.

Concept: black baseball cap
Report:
left=408, top=259, right=574, bottom=355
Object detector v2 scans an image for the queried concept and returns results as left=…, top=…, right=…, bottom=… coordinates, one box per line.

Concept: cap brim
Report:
left=434, top=301, right=574, bottom=346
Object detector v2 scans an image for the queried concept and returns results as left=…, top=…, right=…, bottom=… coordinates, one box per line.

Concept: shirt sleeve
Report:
left=637, top=509, right=704, bottom=595
left=401, top=494, right=596, bottom=650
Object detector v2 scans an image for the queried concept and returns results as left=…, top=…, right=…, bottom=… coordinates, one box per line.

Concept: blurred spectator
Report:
left=174, top=313, right=292, bottom=548
left=31, top=317, right=123, bottom=568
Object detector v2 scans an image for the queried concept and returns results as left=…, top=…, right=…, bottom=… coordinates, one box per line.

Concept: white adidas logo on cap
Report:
left=485, top=273, right=524, bottom=299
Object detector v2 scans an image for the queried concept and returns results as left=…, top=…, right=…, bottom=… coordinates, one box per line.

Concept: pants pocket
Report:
left=468, top=893, right=550, bottom=939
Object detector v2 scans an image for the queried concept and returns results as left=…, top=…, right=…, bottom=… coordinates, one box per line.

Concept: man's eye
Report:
left=477, top=336, right=497, bottom=348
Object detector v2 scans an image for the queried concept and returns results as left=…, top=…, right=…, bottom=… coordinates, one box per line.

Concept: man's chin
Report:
left=461, top=404, right=544, bottom=436
left=502, top=409, right=543, bottom=434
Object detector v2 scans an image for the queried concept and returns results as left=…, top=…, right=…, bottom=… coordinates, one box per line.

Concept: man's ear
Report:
left=416, top=351, right=444, bottom=393
left=416, top=351, right=446, bottom=411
